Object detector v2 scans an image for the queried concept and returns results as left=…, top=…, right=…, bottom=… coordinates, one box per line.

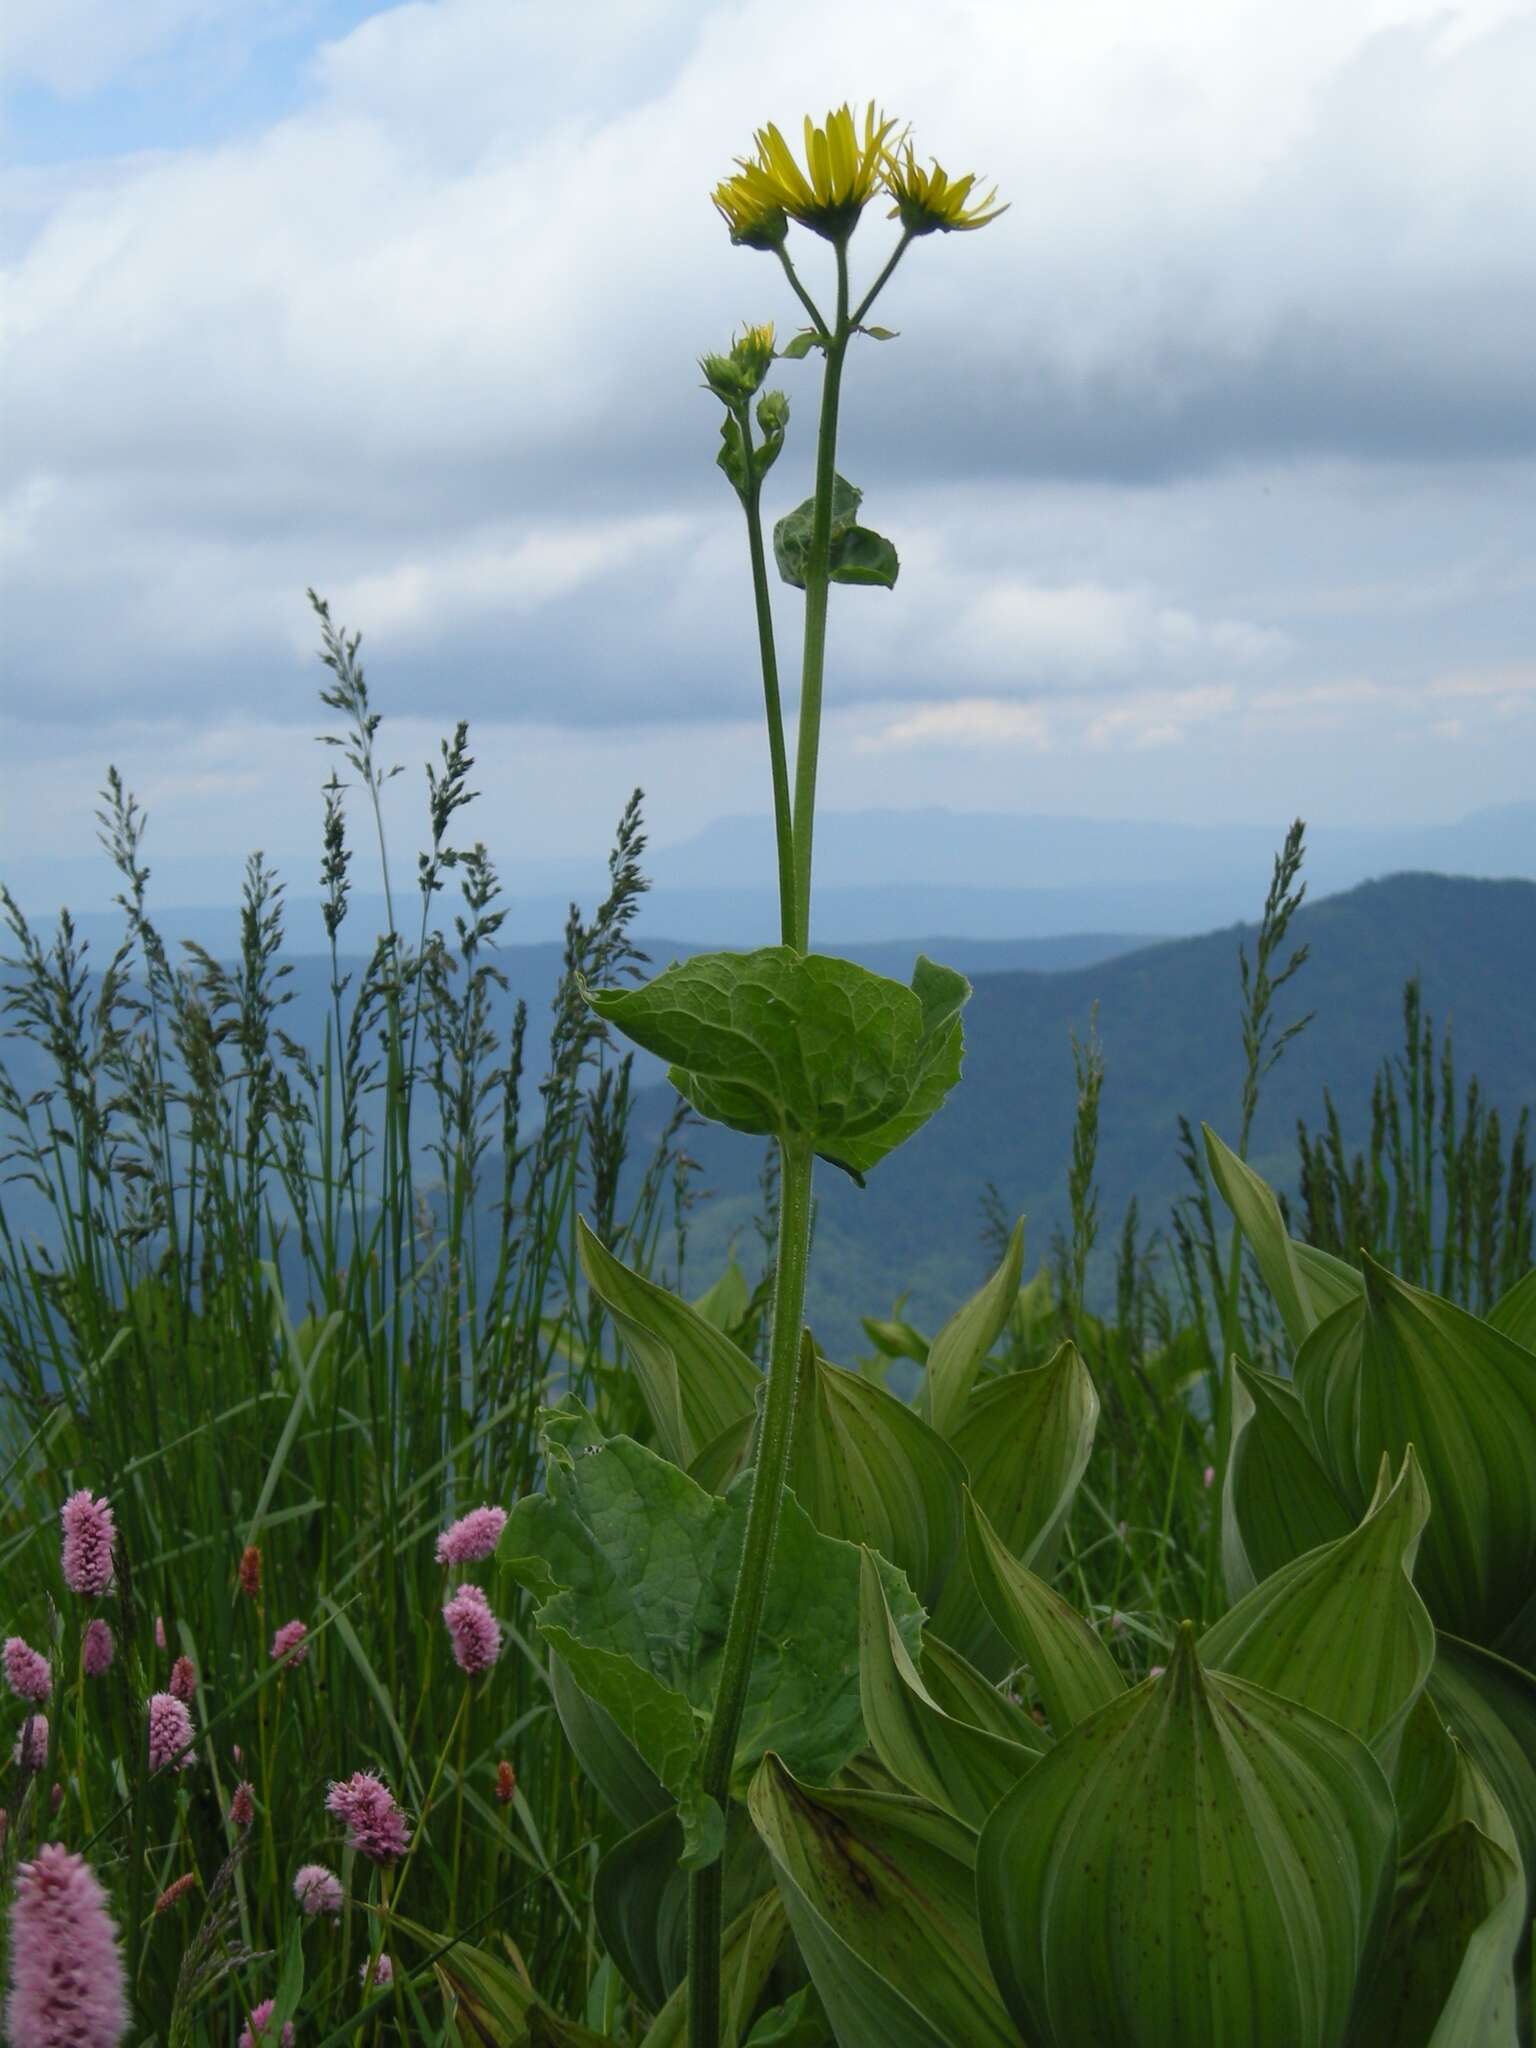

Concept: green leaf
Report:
left=1221, top=1359, right=1353, bottom=1598
left=582, top=948, right=969, bottom=1182
left=858, top=1549, right=1039, bottom=1830
left=858, top=324, right=899, bottom=340
left=742, top=1985, right=831, bottom=2045
left=1351, top=1747, right=1524, bottom=2048
left=918, top=1635, right=1051, bottom=1755
left=1391, top=1687, right=1461, bottom=1857
left=748, top=1756, right=1022, bottom=2048
left=500, top=1406, right=924, bottom=1867
left=1201, top=1449, right=1435, bottom=1769
left=961, top=1489, right=1124, bottom=1733
left=977, top=1626, right=1398, bottom=2048
left=548, top=1652, right=670, bottom=1833
left=781, top=329, right=822, bottom=360
left=788, top=1335, right=967, bottom=1610
left=687, top=1411, right=755, bottom=1495
left=716, top=414, right=751, bottom=498
left=577, top=1216, right=759, bottom=1469
left=920, top=1218, right=1025, bottom=1439
left=1428, top=1633, right=1536, bottom=1927
left=1296, top=1259, right=1536, bottom=1646
left=1488, top=1263, right=1536, bottom=1348
left=827, top=524, right=899, bottom=589
left=860, top=1305, right=930, bottom=1366
left=637, top=1890, right=790, bottom=2048
left=692, top=1255, right=752, bottom=1333
left=773, top=474, right=862, bottom=588
left=594, top=1806, right=769, bottom=2009
left=1204, top=1124, right=1362, bottom=1346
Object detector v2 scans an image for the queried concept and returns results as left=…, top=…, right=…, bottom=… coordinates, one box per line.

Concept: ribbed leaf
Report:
left=1204, top=1125, right=1362, bottom=1346
left=548, top=1652, right=670, bottom=1834
left=788, top=1337, right=967, bottom=1610
left=577, top=1217, right=758, bottom=1468
left=594, top=1807, right=768, bottom=2008
left=1201, top=1449, right=1435, bottom=1769
left=857, top=1549, right=1038, bottom=1830
left=1222, top=1359, right=1353, bottom=1598
left=977, top=1626, right=1398, bottom=2048
left=1392, top=1689, right=1459, bottom=1857
left=1428, top=1633, right=1536, bottom=1926
left=1296, top=1259, right=1536, bottom=1646
left=637, top=1890, right=789, bottom=2048
left=1487, top=1265, right=1536, bottom=1348
left=920, top=1218, right=1025, bottom=1439
left=748, top=1757, right=1022, bottom=2048
left=918, top=1636, right=1051, bottom=1754
left=962, top=1489, right=1124, bottom=1734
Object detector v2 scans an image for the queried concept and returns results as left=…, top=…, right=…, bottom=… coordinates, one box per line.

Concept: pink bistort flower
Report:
left=229, top=1780, right=255, bottom=1828
left=168, top=1656, right=197, bottom=1704
left=325, top=1770, right=410, bottom=1863
left=11, top=1716, right=48, bottom=1771
left=82, top=1620, right=114, bottom=1678
left=434, top=1504, right=507, bottom=1566
left=292, top=1863, right=343, bottom=1917
left=147, top=1692, right=195, bottom=1772
left=442, top=1583, right=502, bottom=1674
left=3, top=1842, right=128, bottom=2048
left=360, top=1951, right=395, bottom=1990
left=154, top=1616, right=166, bottom=1650
left=238, top=1998, right=295, bottom=2047
left=60, top=1490, right=117, bottom=1597
left=3, top=1638, right=52, bottom=1705
left=270, top=1620, right=309, bottom=1666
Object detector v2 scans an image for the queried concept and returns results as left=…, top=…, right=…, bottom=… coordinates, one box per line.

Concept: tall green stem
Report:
left=688, top=1132, right=815, bottom=2046
left=735, top=405, right=797, bottom=949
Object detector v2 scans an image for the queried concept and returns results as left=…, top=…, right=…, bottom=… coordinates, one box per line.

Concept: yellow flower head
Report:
left=882, top=142, right=1008, bottom=235
left=712, top=172, right=788, bottom=251
left=725, top=102, right=899, bottom=242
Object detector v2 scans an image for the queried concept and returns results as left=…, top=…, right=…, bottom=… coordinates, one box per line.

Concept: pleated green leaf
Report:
left=857, top=1548, right=1039, bottom=1830
left=919, top=1217, right=1025, bottom=1439
left=637, top=1890, right=790, bottom=2048
left=962, top=1489, right=1124, bottom=1734
left=594, top=1806, right=768, bottom=2009
left=577, top=1216, right=758, bottom=1469
left=931, top=1341, right=1099, bottom=1672
left=748, top=1756, right=1022, bottom=2048
left=1428, top=1633, right=1536, bottom=1926
left=1221, top=1359, right=1353, bottom=1599
left=977, top=1626, right=1398, bottom=2048
left=1296, top=1258, right=1536, bottom=1646
left=1392, top=1689, right=1460, bottom=1857
left=548, top=1652, right=670, bottom=1835
left=1488, top=1264, right=1536, bottom=1349
left=1201, top=1449, right=1435, bottom=1769
left=918, top=1635, right=1051, bottom=1755
left=1204, top=1125, right=1362, bottom=1346
left=788, top=1336, right=968, bottom=1610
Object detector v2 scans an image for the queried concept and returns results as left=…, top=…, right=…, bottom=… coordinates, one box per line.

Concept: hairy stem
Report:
left=735, top=403, right=797, bottom=949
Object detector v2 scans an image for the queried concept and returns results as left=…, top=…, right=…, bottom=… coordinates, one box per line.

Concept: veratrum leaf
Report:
left=919, top=1635, right=1051, bottom=1755
left=1296, top=1257, right=1536, bottom=1647
left=594, top=1806, right=768, bottom=2009
left=1488, top=1264, right=1536, bottom=1349
left=961, top=1489, right=1124, bottom=1733
left=858, top=1549, right=1040, bottom=1830
left=637, top=1890, right=789, bottom=2048
left=932, top=1339, right=1098, bottom=1672
left=500, top=1405, right=924, bottom=1867
left=788, top=1336, right=967, bottom=1610
left=581, top=948, right=969, bottom=1182
left=977, top=1626, right=1398, bottom=2048
left=577, top=1217, right=758, bottom=1469
left=919, top=1217, right=1025, bottom=1439
left=748, top=1756, right=1022, bottom=2048
left=1204, top=1124, right=1363, bottom=1346
left=1428, top=1633, right=1536, bottom=1926
left=1201, top=1449, right=1435, bottom=1770
left=1221, top=1358, right=1353, bottom=1599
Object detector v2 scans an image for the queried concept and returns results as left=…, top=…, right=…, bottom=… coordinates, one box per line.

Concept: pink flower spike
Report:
left=154, top=1616, right=166, bottom=1650
left=3, top=1638, right=52, bottom=1705
left=270, top=1620, right=309, bottom=1666
left=435, top=1504, right=507, bottom=1566
left=60, top=1490, right=117, bottom=1598
left=325, top=1770, right=410, bottom=1863
left=147, top=1692, right=195, bottom=1772
left=238, top=1998, right=295, bottom=2048
left=292, top=1863, right=343, bottom=1917
left=443, top=1583, right=502, bottom=1674
left=230, top=1780, right=255, bottom=1828
left=168, top=1656, right=197, bottom=1704
left=11, top=1716, right=48, bottom=1771
left=360, top=1952, right=395, bottom=1989
left=82, top=1619, right=114, bottom=1678
left=3, top=1842, right=128, bottom=2047
left=1203, top=1464, right=1216, bottom=1489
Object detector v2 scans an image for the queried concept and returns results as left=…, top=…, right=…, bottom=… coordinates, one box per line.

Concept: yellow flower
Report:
left=882, top=142, right=1008, bottom=235
left=723, top=102, right=900, bottom=242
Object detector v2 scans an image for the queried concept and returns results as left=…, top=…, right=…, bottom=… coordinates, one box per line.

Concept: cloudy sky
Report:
left=3, top=0, right=1535, bottom=907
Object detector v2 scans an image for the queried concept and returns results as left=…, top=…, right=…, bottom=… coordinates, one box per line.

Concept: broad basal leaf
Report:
left=977, top=1626, right=1398, bottom=2048
left=582, top=948, right=969, bottom=1181
left=1204, top=1125, right=1362, bottom=1347
left=788, top=1336, right=967, bottom=1611
left=919, top=1218, right=1025, bottom=1439
left=1201, top=1449, right=1435, bottom=1770
left=549, top=1652, right=670, bottom=1834
left=1221, top=1358, right=1353, bottom=1600
left=500, top=1405, right=924, bottom=1866
left=578, top=1216, right=758, bottom=1470
left=1296, top=1258, right=1536, bottom=1647
left=858, top=1549, right=1040, bottom=1831
left=748, top=1756, right=1022, bottom=2048
left=961, top=1489, right=1124, bottom=1733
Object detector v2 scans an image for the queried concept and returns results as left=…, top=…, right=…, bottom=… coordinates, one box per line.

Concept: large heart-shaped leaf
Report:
left=1204, top=1125, right=1362, bottom=1347
left=748, top=1756, right=1022, bottom=2048
left=788, top=1337, right=967, bottom=1611
left=1296, top=1259, right=1536, bottom=1647
left=578, top=1217, right=758, bottom=1469
left=919, top=1219, right=1025, bottom=1440
left=1201, top=1449, right=1435, bottom=1770
left=977, top=1626, right=1398, bottom=2048
left=501, top=1405, right=924, bottom=1866
left=961, top=1489, right=1124, bottom=1734
left=581, top=949, right=968, bottom=1181
left=1221, top=1358, right=1353, bottom=1599
left=857, top=1549, right=1040, bottom=1831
